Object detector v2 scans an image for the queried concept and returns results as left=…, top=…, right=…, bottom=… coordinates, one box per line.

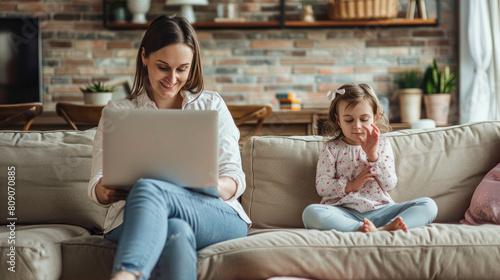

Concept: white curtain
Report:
left=462, top=0, right=493, bottom=123
left=488, top=0, right=500, bottom=120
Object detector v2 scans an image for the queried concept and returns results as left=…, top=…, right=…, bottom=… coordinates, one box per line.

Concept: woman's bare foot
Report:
left=111, top=270, right=140, bottom=280
left=379, top=217, right=408, bottom=232
left=357, top=217, right=408, bottom=233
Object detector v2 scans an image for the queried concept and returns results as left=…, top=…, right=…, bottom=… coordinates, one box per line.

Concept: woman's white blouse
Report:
left=87, top=90, right=251, bottom=233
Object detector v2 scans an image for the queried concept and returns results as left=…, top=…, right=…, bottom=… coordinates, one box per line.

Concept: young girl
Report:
left=302, top=83, right=437, bottom=233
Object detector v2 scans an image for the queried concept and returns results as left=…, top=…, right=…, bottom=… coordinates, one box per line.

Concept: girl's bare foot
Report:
left=379, top=217, right=408, bottom=232
left=357, top=217, right=408, bottom=233
left=111, top=270, right=141, bottom=280
left=357, top=218, right=378, bottom=232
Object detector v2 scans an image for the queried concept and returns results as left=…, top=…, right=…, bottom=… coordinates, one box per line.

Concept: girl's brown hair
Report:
left=324, top=83, right=391, bottom=140
left=127, top=14, right=203, bottom=100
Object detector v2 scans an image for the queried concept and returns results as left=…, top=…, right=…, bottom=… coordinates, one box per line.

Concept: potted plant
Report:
left=395, top=70, right=423, bottom=123
left=422, top=59, right=458, bottom=125
left=80, top=82, right=115, bottom=105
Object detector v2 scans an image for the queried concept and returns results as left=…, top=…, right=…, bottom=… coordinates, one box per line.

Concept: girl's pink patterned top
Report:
left=315, top=137, right=397, bottom=213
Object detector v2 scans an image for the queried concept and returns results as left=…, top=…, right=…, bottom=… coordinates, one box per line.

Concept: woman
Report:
left=87, top=14, right=250, bottom=280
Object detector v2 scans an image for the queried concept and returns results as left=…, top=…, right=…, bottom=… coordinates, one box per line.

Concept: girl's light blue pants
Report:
left=302, top=197, right=438, bottom=232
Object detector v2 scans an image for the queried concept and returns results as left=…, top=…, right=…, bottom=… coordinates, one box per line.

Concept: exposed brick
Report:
left=318, top=83, right=344, bottom=92
left=72, top=77, right=91, bottom=84
left=428, top=39, right=455, bottom=46
left=212, top=32, right=245, bottom=40
left=196, top=32, right=212, bottom=40
left=295, top=40, right=314, bottom=48
left=55, top=67, right=79, bottom=75
left=74, top=22, right=103, bottom=30
left=62, top=59, right=94, bottom=66
left=294, top=67, right=316, bottom=74
left=281, top=58, right=335, bottom=65
left=216, top=77, right=233, bottom=83
left=354, top=66, right=388, bottom=74
left=277, top=76, right=293, bottom=83
left=0, top=4, right=16, bottom=10
left=216, top=58, right=246, bottom=66
left=366, top=39, right=398, bottom=47
left=413, top=30, right=446, bottom=37
left=246, top=92, right=275, bottom=101
left=292, top=51, right=306, bottom=56
left=223, top=85, right=262, bottom=92
left=244, top=66, right=291, bottom=74
left=251, top=41, right=293, bottom=48
left=317, top=40, right=364, bottom=48
left=53, top=13, right=81, bottom=21
left=63, top=4, right=90, bottom=12
left=319, top=67, right=354, bottom=75
left=43, top=22, right=75, bottom=31
left=48, top=85, right=81, bottom=93
left=93, top=50, right=113, bottom=58
left=115, top=50, right=138, bottom=58
left=75, top=40, right=106, bottom=50
left=105, top=68, right=135, bottom=75
left=17, top=3, right=47, bottom=11
left=79, top=67, right=105, bottom=75
left=108, top=41, right=133, bottom=49
left=48, top=41, right=72, bottom=48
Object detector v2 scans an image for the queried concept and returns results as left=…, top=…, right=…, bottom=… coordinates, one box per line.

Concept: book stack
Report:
left=276, top=92, right=301, bottom=110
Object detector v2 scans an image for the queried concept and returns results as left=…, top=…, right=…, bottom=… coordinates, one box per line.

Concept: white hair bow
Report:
left=327, top=89, right=345, bottom=100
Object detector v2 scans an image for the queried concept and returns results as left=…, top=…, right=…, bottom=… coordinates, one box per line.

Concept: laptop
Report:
left=101, top=108, right=219, bottom=197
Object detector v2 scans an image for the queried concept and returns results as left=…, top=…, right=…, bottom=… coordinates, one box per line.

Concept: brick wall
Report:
left=1, top=0, right=459, bottom=123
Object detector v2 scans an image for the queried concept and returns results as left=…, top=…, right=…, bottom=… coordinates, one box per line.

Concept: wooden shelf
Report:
left=284, top=18, right=438, bottom=28
left=193, top=21, right=281, bottom=29
left=105, top=21, right=150, bottom=29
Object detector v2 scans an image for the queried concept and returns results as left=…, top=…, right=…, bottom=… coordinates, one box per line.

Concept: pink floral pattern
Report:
left=315, top=137, right=397, bottom=213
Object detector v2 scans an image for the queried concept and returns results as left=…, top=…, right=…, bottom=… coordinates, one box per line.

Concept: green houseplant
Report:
left=422, top=59, right=458, bottom=125
left=80, top=82, right=115, bottom=105
left=395, top=70, right=423, bottom=123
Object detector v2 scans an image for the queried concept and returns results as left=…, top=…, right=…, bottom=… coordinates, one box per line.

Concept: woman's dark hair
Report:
left=128, top=14, right=203, bottom=100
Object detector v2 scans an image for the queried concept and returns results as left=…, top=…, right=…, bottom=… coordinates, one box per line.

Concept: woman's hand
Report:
left=217, top=177, right=237, bottom=201
left=95, top=178, right=129, bottom=204
left=345, top=166, right=377, bottom=194
left=360, top=124, right=380, bottom=162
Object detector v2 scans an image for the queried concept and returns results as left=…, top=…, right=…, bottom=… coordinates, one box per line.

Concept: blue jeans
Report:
left=104, top=179, right=248, bottom=280
left=302, top=197, right=438, bottom=232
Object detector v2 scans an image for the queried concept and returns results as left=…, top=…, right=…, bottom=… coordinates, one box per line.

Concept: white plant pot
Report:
left=83, top=92, right=113, bottom=105
left=397, top=88, right=422, bottom=123
left=127, top=0, right=150, bottom=24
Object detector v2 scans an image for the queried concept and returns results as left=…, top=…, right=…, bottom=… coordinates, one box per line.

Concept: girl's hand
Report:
left=95, top=178, right=129, bottom=204
left=345, top=166, right=377, bottom=194
left=360, top=124, right=380, bottom=162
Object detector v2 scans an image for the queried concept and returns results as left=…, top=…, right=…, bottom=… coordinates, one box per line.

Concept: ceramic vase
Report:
left=127, top=0, right=150, bottom=24
left=83, top=92, right=113, bottom=105
left=397, top=88, right=422, bottom=123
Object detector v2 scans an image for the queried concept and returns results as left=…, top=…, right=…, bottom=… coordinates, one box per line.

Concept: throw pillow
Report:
left=461, top=163, right=500, bottom=225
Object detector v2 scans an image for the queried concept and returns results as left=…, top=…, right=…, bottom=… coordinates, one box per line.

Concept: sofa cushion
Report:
left=197, top=224, right=500, bottom=280
left=461, top=163, right=500, bottom=225
left=0, top=224, right=90, bottom=280
left=60, top=236, right=116, bottom=280
left=241, top=121, right=500, bottom=229
left=0, top=130, right=107, bottom=231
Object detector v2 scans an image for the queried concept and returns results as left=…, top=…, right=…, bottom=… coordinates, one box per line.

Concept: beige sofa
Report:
left=1, top=121, right=500, bottom=280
